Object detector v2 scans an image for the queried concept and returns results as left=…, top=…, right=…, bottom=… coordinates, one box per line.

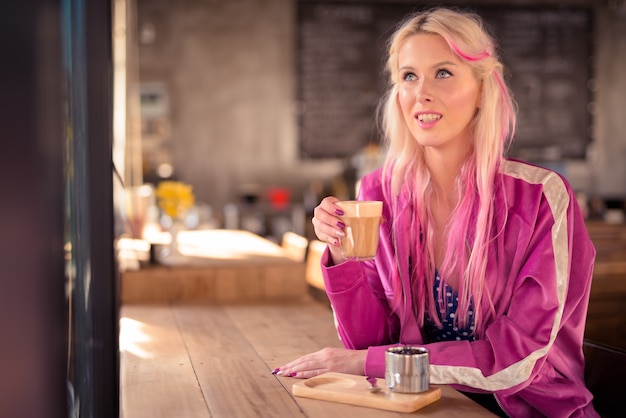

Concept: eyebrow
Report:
left=399, top=60, right=459, bottom=71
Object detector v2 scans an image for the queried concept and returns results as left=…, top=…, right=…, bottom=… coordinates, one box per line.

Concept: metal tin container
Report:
left=385, top=346, right=430, bottom=393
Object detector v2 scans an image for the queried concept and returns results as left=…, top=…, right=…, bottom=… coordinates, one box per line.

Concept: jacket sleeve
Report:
left=320, top=168, right=401, bottom=351
left=424, top=171, right=595, bottom=395
left=321, top=250, right=400, bottom=350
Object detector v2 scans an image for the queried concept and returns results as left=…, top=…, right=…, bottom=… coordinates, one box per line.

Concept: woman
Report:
left=275, top=8, right=597, bottom=417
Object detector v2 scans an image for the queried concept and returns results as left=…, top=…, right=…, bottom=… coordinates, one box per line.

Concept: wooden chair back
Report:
left=305, top=240, right=327, bottom=290
left=583, top=339, right=626, bottom=417
left=280, top=231, right=308, bottom=262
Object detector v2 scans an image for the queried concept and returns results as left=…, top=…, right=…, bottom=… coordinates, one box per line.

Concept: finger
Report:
left=312, top=202, right=346, bottom=244
left=273, top=355, right=311, bottom=375
left=289, top=368, right=326, bottom=379
left=311, top=216, right=345, bottom=245
left=274, top=349, right=328, bottom=374
left=320, top=195, right=341, bottom=208
left=275, top=361, right=327, bottom=379
left=316, top=197, right=344, bottom=218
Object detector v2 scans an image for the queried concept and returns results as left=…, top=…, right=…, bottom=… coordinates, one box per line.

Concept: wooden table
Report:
left=120, top=230, right=306, bottom=303
left=120, top=297, right=496, bottom=418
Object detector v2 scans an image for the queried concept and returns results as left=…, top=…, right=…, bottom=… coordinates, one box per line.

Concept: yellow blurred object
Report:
left=155, top=181, right=195, bottom=219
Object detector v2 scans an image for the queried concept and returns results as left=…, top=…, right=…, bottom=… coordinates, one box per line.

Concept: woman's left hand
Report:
left=273, top=347, right=367, bottom=379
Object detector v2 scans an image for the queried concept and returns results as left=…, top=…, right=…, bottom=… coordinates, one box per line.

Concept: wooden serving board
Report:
left=292, top=372, right=441, bottom=413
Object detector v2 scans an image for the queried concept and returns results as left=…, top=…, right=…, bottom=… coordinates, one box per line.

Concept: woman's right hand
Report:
left=311, top=196, right=347, bottom=265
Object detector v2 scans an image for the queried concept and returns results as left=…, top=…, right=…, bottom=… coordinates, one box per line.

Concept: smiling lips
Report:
left=415, top=112, right=442, bottom=128
left=417, top=113, right=442, bottom=123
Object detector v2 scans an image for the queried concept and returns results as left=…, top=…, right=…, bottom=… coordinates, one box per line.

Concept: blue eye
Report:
left=436, top=69, right=452, bottom=78
left=402, top=72, right=417, bottom=81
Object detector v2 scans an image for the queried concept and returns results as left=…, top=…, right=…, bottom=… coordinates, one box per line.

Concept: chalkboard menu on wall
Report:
left=297, top=2, right=592, bottom=160
left=481, top=8, right=592, bottom=160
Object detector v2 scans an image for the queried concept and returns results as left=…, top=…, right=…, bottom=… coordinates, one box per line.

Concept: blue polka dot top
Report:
left=423, top=272, right=476, bottom=342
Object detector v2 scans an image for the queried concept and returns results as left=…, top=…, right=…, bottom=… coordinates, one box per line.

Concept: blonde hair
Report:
left=379, top=8, right=516, bottom=337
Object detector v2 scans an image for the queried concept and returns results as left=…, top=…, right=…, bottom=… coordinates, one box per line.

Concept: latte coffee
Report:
left=336, top=200, right=383, bottom=261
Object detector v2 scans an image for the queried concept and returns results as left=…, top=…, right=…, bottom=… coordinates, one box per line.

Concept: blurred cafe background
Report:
left=2, top=0, right=626, bottom=417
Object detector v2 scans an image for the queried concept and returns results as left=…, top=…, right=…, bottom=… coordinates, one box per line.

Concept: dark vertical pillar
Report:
left=64, top=0, right=119, bottom=417
left=0, top=1, right=67, bottom=418
left=0, top=0, right=118, bottom=417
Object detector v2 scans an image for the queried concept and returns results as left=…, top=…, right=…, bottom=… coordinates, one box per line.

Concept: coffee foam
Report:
left=336, top=200, right=382, bottom=217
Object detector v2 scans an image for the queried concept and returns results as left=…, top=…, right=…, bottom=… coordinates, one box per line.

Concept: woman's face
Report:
left=397, top=33, right=481, bottom=155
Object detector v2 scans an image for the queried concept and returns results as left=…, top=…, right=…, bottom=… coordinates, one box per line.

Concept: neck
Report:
left=424, top=146, right=469, bottom=205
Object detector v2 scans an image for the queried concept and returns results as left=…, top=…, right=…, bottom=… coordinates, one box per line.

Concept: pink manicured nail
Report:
left=336, top=221, right=346, bottom=228
left=334, top=208, right=344, bottom=216
left=271, top=368, right=280, bottom=375
left=289, top=372, right=297, bottom=377
left=333, top=240, right=339, bottom=247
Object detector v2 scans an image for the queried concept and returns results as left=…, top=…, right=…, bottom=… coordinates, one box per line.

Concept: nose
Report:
left=415, top=79, right=433, bottom=103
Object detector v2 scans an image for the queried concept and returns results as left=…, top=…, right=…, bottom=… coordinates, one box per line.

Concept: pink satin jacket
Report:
left=321, top=160, right=598, bottom=417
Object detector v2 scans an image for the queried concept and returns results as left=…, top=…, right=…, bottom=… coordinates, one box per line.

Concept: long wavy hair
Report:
left=379, top=8, right=516, bottom=337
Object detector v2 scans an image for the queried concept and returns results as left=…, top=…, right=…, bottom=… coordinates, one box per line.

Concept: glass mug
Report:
left=336, top=200, right=383, bottom=261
